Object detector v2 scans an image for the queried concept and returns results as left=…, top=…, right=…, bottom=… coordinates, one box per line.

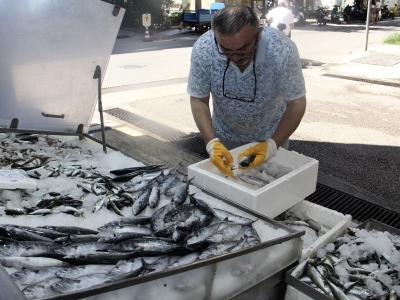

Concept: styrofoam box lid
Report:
left=0, top=1, right=124, bottom=134
left=0, top=170, right=37, bottom=190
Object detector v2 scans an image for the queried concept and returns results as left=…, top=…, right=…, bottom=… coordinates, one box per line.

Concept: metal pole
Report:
left=365, top=0, right=372, bottom=51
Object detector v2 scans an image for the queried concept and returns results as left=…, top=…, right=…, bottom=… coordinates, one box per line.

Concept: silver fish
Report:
left=148, top=185, right=161, bottom=209
left=167, top=252, right=199, bottom=269
left=109, top=258, right=143, bottom=276
left=51, top=273, right=110, bottom=294
left=23, top=277, right=63, bottom=300
left=237, top=174, right=268, bottom=188
left=206, top=224, right=242, bottom=243
left=132, top=188, right=152, bottom=216
left=56, top=264, right=115, bottom=279
left=92, top=196, right=106, bottom=213
left=10, top=267, right=65, bottom=285
left=0, top=256, right=70, bottom=269
left=54, top=242, right=114, bottom=256
left=198, top=241, right=242, bottom=260
left=213, top=208, right=255, bottom=225
left=307, top=264, right=329, bottom=294
left=291, top=257, right=309, bottom=279
left=186, top=222, right=222, bottom=248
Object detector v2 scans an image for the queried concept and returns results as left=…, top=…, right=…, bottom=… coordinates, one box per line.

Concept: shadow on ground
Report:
left=289, top=139, right=400, bottom=212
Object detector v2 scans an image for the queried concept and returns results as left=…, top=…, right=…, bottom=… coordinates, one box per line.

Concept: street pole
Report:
left=365, top=0, right=372, bottom=51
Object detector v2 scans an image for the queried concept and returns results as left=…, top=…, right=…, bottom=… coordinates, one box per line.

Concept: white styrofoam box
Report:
left=188, top=146, right=319, bottom=218
left=285, top=200, right=352, bottom=263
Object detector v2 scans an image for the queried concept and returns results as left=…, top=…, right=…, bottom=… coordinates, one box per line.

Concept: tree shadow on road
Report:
left=289, top=139, right=400, bottom=213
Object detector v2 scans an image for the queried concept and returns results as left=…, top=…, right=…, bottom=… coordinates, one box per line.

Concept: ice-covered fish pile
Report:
left=0, top=135, right=190, bottom=217
left=0, top=200, right=261, bottom=299
left=237, top=157, right=293, bottom=189
left=275, top=211, right=331, bottom=249
left=291, top=226, right=400, bottom=300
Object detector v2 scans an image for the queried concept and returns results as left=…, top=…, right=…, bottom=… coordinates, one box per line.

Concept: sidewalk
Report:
left=324, top=44, right=400, bottom=82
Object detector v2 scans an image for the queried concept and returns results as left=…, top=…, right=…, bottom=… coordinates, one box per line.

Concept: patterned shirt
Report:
left=187, top=26, right=306, bottom=143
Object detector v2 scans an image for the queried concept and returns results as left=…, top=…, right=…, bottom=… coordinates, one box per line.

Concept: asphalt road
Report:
left=100, top=19, right=400, bottom=213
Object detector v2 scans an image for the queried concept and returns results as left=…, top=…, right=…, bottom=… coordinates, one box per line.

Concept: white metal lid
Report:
left=0, top=0, right=124, bottom=134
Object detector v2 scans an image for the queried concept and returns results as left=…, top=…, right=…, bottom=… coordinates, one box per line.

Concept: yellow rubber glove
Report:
left=238, top=139, right=277, bottom=170
left=206, top=138, right=234, bottom=176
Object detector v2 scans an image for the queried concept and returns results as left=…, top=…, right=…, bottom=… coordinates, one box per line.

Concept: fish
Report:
left=0, top=241, right=60, bottom=257
left=186, top=222, right=223, bottom=248
left=109, top=258, right=144, bottom=276
left=150, top=202, right=178, bottom=232
left=188, top=194, right=215, bottom=227
left=206, top=224, right=243, bottom=243
left=238, top=155, right=255, bottom=168
left=108, top=198, right=125, bottom=216
left=167, top=252, right=199, bottom=269
left=291, top=258, right=310, bottom=279
left=148, top=185, right=161, bottom=208
left=110, top=165, right=164, bottom=176
left=51, top=273, right=111, bottom=294
left=170, top=177, right=194, bottom=205
left=63, top=252, right=136, bottom=265
left=54, top=242, right=115, bottom=256
left=0, top=226, right=54, bottom=242
left=0, top=256, right=70, bottom=269
left=10, top=267, right=66, bottom=285
left=306, top=264, right=329, bottom=294
left=198, top=241, right=242, bottom=260
left=112, top=225, right=153, bottom=237
left=98, top=216, right=152, bottom=231
left=37, top=226, right=99, bottom=235
left=140, top=256, right=170, bottom=275
left=237, top=174, right=268, bottom=188
left=92, top=196, right=106, bottom=213
left=243, top=226, right=261, bottom=246
left=54, top=234, right=101, bottom=244
left=213, top=208, right=255, bottom=225
left=56, top=264, right=115, bottom=279
left=23, top=277, right=63, bottom=300
left=132, top=188, right=152, bottom=216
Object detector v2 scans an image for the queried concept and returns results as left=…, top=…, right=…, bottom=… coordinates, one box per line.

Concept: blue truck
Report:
left=182, top=3, right=225, bottom=32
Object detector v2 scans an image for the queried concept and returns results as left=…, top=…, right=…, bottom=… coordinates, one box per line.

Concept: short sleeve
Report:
left=187, top=35, right=213, bottom=98
left=278, top=42, right=306, bottom=101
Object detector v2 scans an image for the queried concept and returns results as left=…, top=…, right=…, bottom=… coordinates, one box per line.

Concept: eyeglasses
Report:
left=215, top=35, right=259, bottom=58
left=222, top=55, right=257, bottom=102
left=215, top=35, right=259, bottom=102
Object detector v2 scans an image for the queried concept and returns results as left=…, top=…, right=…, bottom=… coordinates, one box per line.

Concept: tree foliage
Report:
left=103, top=0, right=174, bottom=27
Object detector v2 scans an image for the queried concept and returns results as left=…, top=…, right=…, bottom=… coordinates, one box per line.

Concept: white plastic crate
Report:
left=188, top=146, right=319, bottom=218
left=285, top=200, right=352, bottom=262
left=283, top=200, right=352, bottom=300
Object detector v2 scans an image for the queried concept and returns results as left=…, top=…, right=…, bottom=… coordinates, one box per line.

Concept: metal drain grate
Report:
left=117, top=34, right=132, bottom=39
left=105, top=108, right=208, bottom=159
left=102, top=78, right=188, bottom=94
left=322, top=74, right=400, bottom=88
left=307, top=183, right=400, bottom=229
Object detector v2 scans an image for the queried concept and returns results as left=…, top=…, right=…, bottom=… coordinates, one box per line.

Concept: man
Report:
left=188, top=5, right=306, bottom=176
left=266, top=0, right=294, bottom=37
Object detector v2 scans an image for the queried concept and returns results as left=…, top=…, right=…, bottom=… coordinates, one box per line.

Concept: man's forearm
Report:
left=190, top=96, right=216, bottom=145
left=271, top=96, right=306, bottom=148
